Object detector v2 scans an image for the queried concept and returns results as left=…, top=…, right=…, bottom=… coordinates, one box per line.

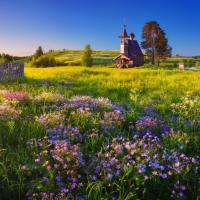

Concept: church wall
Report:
left=115, top=56, right=144, bottom=67
left=133, top=56, right=144, bottom=66
left=120, top=44, right=129, bottom=55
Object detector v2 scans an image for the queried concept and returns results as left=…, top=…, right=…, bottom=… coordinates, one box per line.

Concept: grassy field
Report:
left=0, top=66, right=200, bottom=199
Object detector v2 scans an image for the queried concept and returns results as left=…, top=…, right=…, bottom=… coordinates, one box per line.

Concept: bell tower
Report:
left=119, top=19, right=129, bottom=56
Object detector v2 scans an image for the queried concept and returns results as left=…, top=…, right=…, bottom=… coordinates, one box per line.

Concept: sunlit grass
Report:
left=25, top=67, right=200, bottom=103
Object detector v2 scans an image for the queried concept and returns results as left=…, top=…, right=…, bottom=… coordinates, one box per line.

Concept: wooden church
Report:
left=114, top=22, right=144, bottom=68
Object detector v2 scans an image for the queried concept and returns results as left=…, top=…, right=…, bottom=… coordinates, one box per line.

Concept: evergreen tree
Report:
left=154, top=28, right=172, bottom=65
left=34, top=46, right=44, bottom=59
left=141, top=21, right=172, bottom=65
left=81, top=44, right=93, bottom=67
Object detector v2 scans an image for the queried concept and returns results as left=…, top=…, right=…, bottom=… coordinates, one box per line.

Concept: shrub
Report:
left=195, top=61, right=200, bottom=69
left=30, top=54, right=57, bottom=68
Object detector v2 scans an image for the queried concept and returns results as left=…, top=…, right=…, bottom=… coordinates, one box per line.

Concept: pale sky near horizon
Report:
left=0, top=0, right=200, bottom=57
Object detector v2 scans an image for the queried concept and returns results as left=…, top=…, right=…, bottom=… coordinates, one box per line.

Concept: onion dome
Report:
left=129, top=32, right=135, bottom=40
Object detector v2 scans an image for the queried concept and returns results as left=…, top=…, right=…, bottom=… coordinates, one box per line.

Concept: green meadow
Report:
left=20, top=49, right=200, bottom=67
left=0, top=65, right=200, bottom=199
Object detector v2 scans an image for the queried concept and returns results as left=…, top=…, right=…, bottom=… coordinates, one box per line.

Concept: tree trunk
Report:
left=151, top=49, right=154, bottom=65
left=157, top=59, right=160, bottom=66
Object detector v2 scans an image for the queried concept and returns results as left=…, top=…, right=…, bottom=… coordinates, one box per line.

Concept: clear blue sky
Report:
left=0, top=0, right=200, bottom=56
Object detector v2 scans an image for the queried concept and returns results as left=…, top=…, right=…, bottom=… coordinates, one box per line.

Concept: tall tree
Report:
left=34, top=46, right=44, bottom=59
left=154, top=29, right=172, bottom=65
left=81, top=44, right=93, bottom=67
left=141, top=21, right=172, bottom=65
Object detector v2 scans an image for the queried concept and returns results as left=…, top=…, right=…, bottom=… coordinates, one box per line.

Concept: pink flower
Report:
left=54, top=164, right=58, bottom=168
left=153, top=154, right=157, bottom=159
left=62, top=188, right=69, bottom=193
left=46, top=165, right=51, bottom=170
left=181, top=186, right=186, bottom=190
left=152, top=171, right=157, bottom=175
left=35, top=158, right=40, bottom=162
left=168, top=171, right=172, bottom=175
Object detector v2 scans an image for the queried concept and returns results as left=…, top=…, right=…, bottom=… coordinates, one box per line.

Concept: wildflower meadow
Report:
left=0, top=66, right=199, bottom=200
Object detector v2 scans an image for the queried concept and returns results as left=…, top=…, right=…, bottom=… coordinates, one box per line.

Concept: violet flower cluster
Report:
left=24, top=137, right=86, bottom=200
left=135, top=116, right=170, bottom=135
left=16, top=90, right=200, bottom=199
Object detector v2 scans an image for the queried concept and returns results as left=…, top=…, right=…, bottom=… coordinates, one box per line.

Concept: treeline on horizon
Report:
left=0, top=52, right=27, bottom=64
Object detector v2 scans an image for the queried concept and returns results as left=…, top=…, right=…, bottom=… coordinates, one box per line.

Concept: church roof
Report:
left=119, top=26, right=129, bottom=38
left=128, top=40, right=143, bottom=56
left=129, top=32, right=135, bottom=39
left=113, top=54, right=130, bottom=60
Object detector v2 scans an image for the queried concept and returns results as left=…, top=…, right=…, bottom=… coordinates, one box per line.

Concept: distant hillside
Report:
left=13, top=49, right=200, bottom=67
left=44, top=49, right=120, bottom=66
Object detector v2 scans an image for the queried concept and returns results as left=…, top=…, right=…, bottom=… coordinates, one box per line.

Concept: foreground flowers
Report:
left=1, top=90, right=199, bottom=199
left=24, top=137, right=86, bottom=200
left=0, top=102, right=22, bottom=121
